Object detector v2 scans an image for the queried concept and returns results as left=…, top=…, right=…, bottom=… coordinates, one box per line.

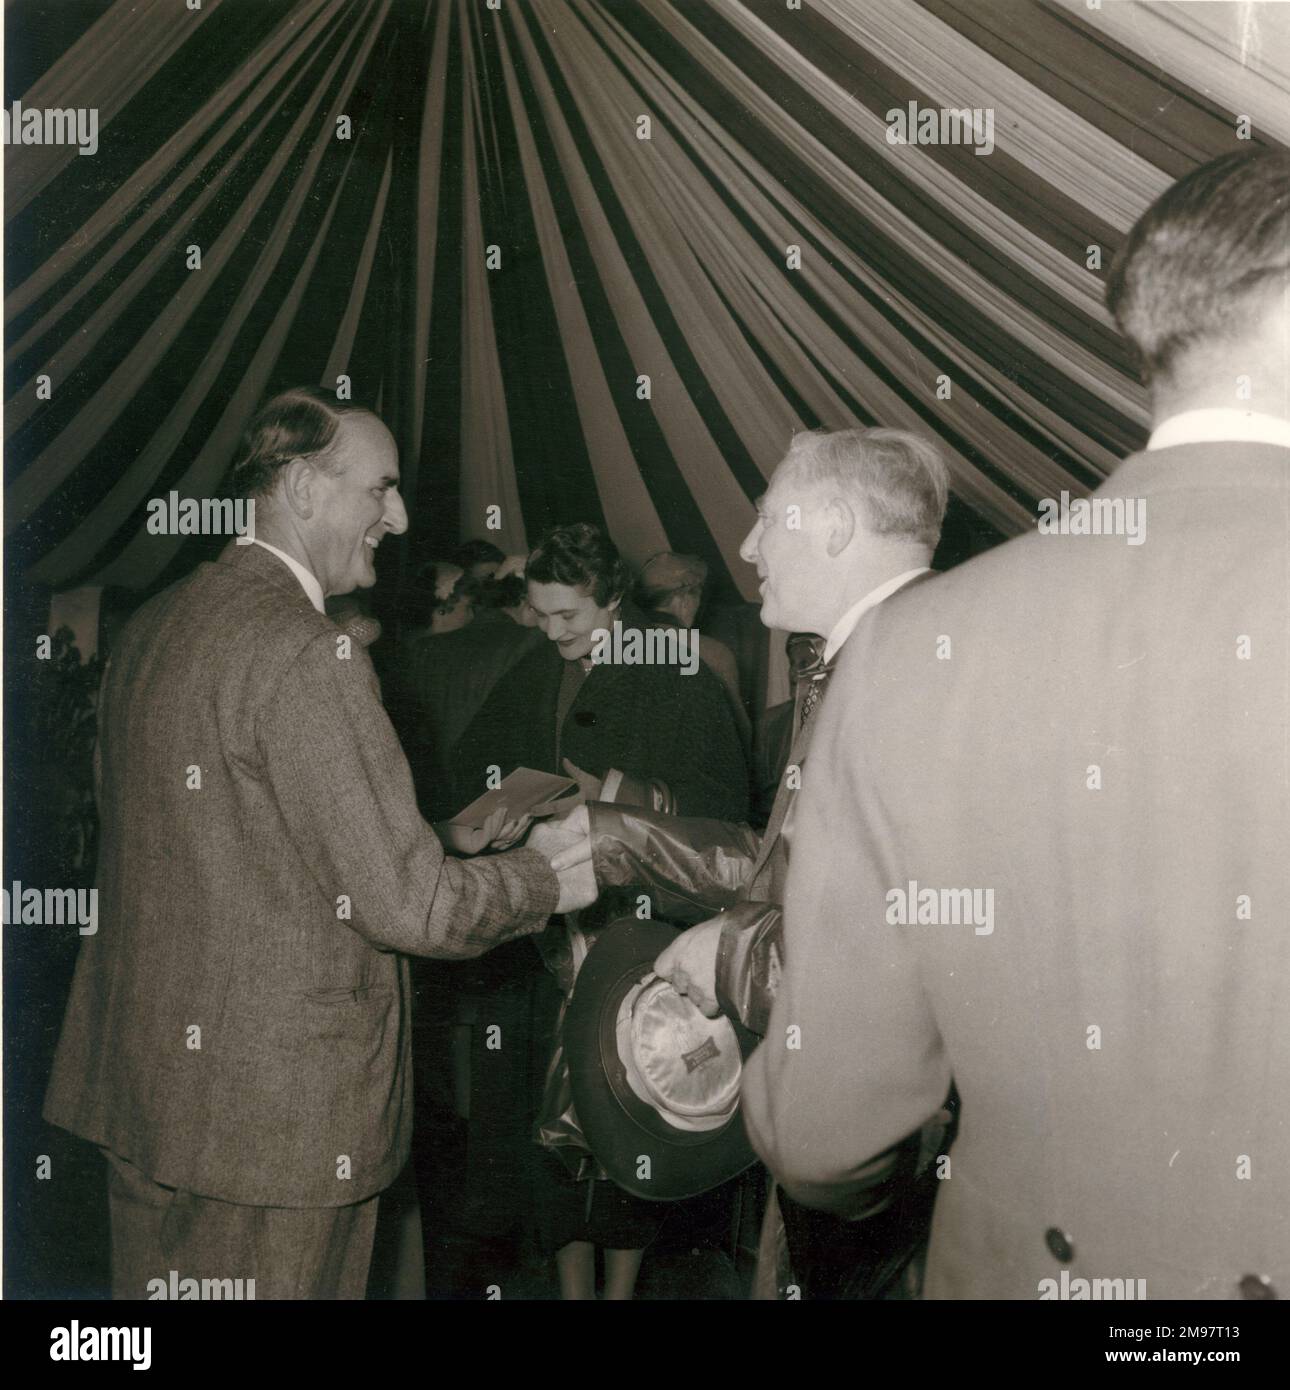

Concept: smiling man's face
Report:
left=739, top=458, right=832, bottom=635
left=308, top=414, right=407, bottom=597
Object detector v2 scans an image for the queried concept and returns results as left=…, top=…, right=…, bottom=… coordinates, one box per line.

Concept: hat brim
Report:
left=565, top=917, right=758, bottom=1202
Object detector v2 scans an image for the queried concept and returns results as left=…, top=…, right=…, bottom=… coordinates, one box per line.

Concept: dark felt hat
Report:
left=565, top=917, right=758, bottom=1201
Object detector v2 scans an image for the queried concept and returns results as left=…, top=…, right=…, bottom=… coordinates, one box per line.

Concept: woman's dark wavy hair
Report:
left=230, top=387, right=375, bottom=498
left=526, top=523, right=631, bottom=608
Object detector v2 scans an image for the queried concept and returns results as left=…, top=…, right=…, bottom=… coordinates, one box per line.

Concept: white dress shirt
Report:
left=821, top=568, right=931, bottom=665
left=1147, top=408, right=1290, bottom=452
left=250, top=539, right=325, bottom=614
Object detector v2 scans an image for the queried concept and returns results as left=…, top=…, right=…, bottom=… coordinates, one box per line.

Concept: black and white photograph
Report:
left=2, top=0, right=1287, bottom=1357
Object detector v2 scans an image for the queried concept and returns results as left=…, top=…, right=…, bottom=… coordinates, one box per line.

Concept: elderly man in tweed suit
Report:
left=44, top=387, right=594, bottom=1299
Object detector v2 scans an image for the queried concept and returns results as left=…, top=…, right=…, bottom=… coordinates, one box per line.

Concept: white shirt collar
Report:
left=821, top=568, right=930, bottom=665
left=1146, top=409, right=1290, bottom=452
left=250, top=538, right=325, bottom=613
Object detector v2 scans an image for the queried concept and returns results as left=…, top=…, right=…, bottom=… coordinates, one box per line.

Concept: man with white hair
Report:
left=552, top=425, right=955, bottom=1297
left=747, top=148, right=1290, bottom=1299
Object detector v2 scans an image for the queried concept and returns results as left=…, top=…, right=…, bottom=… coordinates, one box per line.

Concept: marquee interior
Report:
left=5, top=0, right=1288, bottom=603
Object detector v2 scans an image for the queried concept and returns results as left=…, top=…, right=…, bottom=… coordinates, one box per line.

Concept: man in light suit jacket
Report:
left=44, top=387, right=593, bottom=1299
left=551, top=427, right=954, bottom=1296
left=744, top=149, right=1290, bottom=1300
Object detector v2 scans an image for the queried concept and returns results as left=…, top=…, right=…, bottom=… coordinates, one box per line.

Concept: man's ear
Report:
left=824, top=496, right=856, bottom=558
left=279, top=457, right=318, bottom=519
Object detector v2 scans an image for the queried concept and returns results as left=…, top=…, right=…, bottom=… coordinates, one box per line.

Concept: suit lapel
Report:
left=750, top=570, right=937, bottom=883
left=750, top=676, right=820, bottom=882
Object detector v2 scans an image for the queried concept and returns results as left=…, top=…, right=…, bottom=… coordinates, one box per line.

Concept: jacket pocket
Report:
left=303, top=984, right=389, bottom=1006
left=299, top=984, right=395, bottom=1044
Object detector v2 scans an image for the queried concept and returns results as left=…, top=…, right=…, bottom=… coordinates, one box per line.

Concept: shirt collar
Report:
left=250, top=538, right=325, bottom=613
left=1147, top=409, right=1290, bottom=453
left=822, top=568, right=930, bottom=665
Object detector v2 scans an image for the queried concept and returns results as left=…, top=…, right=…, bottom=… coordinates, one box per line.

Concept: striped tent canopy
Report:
left=5, top=0, right=1288, bottom=601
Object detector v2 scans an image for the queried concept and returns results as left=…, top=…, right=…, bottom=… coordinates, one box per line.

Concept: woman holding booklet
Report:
left=447, top=523, right=749, bottom=1299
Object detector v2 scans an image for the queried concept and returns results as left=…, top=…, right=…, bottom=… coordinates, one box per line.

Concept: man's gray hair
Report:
left=784, top=427, right=950, bottom=550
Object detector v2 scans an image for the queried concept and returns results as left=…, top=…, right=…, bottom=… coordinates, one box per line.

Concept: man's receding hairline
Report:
left=319, top=410, right=397, bottom=467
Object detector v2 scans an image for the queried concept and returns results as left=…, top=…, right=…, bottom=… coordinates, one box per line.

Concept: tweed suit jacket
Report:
left=44, top=541, right=558, bottom=1208
left=745, top=443, right=1290, bottom=1299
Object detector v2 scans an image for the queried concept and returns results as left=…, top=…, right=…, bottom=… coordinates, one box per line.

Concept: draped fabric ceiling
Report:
left=5, top=0, right=1289, bottom=601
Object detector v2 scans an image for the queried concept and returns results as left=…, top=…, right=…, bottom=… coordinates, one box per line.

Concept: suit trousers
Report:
left=103, top=1149, right=380, bottom=1300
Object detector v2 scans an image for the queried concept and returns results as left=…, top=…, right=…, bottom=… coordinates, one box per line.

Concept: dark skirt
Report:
left=534, top=1151, right=668, bottom=1255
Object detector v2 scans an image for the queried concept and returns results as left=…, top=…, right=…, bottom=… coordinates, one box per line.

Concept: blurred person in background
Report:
left=636, top=551, right=751, bottom=754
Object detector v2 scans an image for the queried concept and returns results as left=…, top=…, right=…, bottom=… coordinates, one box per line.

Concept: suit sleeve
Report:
left=587, top=804, right=782, bottom=1034
left=588, top=802, right=759, bottom=920
left=714, top=902, right=783, bottom=1036
left=740, top=620, right=952, bottom=1216
left=260, top=630, right=559, bottom=959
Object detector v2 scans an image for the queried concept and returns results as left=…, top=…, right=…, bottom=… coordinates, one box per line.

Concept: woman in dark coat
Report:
left=451, top=523, right=748, bottom=1299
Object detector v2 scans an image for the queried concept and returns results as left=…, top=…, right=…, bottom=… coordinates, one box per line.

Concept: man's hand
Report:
left=435, top=807, right=531, bottom=856
left=551, top=803, right=589, bottom=835
left=541, top=804, right=591, bottom=872
left=555, top=854, right=598, bottom=914
left=527, top=815, right=588, bottom=862
left=489, top=812, right=533, bottom=850
left=653, top=917, right=725, bottom=1018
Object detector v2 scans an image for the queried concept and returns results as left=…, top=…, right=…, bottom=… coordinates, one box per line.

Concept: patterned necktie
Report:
left=799, top=669, right=831, bottom=729
left=790, top=634, right=832, bottom=730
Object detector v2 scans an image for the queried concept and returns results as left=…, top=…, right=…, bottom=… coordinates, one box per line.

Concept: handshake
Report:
left=528, top=802, right=724, bottom=1015
left=436, top=758, right=598, bottom=916
left=439, top=772, right=723, bottom=1014
left=527, top=804, right=595, bottom=913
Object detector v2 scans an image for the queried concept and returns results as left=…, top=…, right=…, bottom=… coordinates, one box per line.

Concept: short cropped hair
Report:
left=230, top=387, right=376, bottom=498
left=526, top=523, right=631, bottom=608
left=1106, top=149, right=1290, bottom=385
left=783, top=427, right=950, bottom=550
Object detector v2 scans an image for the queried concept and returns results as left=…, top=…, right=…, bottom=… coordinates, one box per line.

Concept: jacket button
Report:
left=574, top=710, right=596, bottom=727
left=1045, top=1227, right=1075, bottom=1263
left=1239, top=1274, right=1276, bottom=1300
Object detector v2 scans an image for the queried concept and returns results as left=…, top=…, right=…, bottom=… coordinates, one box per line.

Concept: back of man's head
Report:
left=1106, top=149, right=1290, bottom=390
left=784, top=427, right=950, bottom=552
left=230, top=387, right=375, bottom=498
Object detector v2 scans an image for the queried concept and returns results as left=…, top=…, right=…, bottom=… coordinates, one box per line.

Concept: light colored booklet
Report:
left=447, top=767, right=579, bottom=830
